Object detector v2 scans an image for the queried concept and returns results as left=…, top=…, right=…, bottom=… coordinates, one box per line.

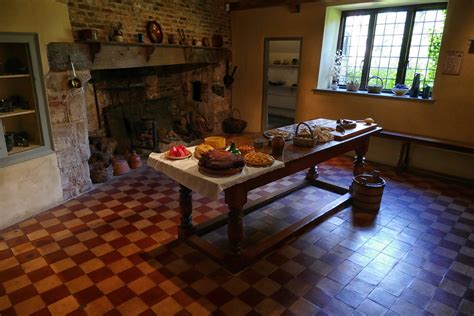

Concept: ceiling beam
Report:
left=228, top=0, right=321, bottom=11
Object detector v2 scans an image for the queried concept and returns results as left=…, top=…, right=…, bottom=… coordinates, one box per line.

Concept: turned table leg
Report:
left=306, top=165, right=319, bottom=181
left=225, top=187, right=247, bottom=255
left=353, top=139, right=369, bottom=176
left=178, top=185, right=194, bottom=238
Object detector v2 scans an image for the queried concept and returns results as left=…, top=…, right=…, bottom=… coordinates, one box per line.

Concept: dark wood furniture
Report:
left=176, top=126, right=382, bottom=272
left=374, top=130, right=474, bottom=175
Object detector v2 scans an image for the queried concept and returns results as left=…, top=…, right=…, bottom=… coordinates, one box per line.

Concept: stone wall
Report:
left=46, top=70, right=93, bottom=200
left=68, top=0, right=231, bottom=46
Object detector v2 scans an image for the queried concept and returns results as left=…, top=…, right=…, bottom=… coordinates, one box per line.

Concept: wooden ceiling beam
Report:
left=228, top=0, right=321, bottom=12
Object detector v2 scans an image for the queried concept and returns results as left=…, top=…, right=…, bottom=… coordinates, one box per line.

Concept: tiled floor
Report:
left=1, top=157, right=473, bottom=315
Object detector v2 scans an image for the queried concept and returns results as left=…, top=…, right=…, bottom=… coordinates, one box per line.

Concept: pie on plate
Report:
left=263, top=129, right=292, bottom=140
left=244, top=152, right=275, bottom=167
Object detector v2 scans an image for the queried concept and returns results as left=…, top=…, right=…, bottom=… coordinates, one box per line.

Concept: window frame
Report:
left=336, top=2, right=447, bottom=93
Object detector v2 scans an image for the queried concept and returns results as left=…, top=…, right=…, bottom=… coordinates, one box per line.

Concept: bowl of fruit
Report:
left=392, top=84, right=409, bottom=96
left=166, top=144, right=191, bottom=160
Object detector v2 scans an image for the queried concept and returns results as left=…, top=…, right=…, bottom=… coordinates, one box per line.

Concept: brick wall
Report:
left=68, top=0, right=231, bottom=46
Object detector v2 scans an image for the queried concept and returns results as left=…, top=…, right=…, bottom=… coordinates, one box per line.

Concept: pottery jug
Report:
left=128, top=151, right=142, bottom=169
left=112, top=156, right=130, bottom=175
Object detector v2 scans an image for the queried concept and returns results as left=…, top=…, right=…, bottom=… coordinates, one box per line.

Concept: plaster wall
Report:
left=0, top=154, right=63, bottom=229
left=0, top=0, right=71, bottom=228
left=231, top=0, right=474, bottom=178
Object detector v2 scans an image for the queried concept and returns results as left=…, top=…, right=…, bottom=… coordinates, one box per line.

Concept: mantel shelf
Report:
left=76, top=40, right=227, bottom=63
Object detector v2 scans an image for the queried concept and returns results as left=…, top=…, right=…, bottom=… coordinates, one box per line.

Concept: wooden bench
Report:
left=374, top=130, right=474, bottom=175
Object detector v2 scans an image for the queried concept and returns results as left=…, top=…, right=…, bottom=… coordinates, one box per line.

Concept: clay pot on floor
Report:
left=112, top=156, right=130, bottom=175
left=128, top=151, right=142, bottom=169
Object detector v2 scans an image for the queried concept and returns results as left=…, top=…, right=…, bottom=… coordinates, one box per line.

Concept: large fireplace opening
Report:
left=85, top=60, right=231, bottom=183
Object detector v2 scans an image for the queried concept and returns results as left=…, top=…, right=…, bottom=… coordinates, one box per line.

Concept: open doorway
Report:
left=262, top=38, right=302, bottom=130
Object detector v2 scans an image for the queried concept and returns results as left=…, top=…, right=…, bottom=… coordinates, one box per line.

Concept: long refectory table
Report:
left=148, top=119, right=382, bottom=272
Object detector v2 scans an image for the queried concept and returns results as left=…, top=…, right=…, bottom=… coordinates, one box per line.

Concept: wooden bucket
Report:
left=351, top=171, right=385, bottom=212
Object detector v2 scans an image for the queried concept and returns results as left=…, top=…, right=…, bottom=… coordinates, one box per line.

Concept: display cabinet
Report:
left=0, top=33, right=53, bottom=166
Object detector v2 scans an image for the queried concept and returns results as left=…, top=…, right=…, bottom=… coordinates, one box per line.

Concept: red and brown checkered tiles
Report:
left=1, top=157, right=473, bottom=315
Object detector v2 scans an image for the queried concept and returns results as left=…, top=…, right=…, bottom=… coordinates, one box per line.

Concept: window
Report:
left=337, top=3, right=447, bottom=93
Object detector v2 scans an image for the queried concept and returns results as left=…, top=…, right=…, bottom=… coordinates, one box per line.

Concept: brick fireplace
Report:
left=40, top=0, right=231, bottom=200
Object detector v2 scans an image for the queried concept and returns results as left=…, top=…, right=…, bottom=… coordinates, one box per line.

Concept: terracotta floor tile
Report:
left=79, top=258, right=105, bottom=274
left=0, top=256, right=19, bottom=272
left=65, top=274, right=94, bottom=294
left=33, top=274, right=63, bottom=293
left=90, top=243, right=114, bottom=257
left=47, top=295, right=80, bottom=315
left=117, top=296, right=149, bottom=315
left=3, top=274, right=31, bottom=293
left=97, top=275, right=126, bottom=294
left=0, top=295, right=12, bottom=311
left=128, top=276, right=156, bottom=295
left=221, top=298, right=253, bottom=316
left=63, top=243, right=88, bottom=257
left=13, top=294, right=45, bottom=315
left=50, top=257, right=76, bottom=273
left=82, top=296, right=114, bottom=316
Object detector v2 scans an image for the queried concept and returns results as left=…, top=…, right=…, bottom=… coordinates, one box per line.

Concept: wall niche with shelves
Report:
left=0, top=33, right=53, bottom=166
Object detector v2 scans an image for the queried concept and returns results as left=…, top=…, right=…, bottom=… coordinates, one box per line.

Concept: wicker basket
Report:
left=293, top=122, right=317, bottom=147
left=90, top=163, right=113, bottom=183
left=222, top=109, right=247, bottom=134
left=367, top=76, right=384, bottom=94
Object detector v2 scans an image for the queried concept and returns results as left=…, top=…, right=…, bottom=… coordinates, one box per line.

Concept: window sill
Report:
left=313, top=88, right=435, bottom=103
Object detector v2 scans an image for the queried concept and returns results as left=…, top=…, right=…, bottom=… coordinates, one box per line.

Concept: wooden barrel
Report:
left=351, top=171, right=386, bottom=212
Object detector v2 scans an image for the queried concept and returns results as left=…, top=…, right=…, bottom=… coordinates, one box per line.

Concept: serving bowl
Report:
left=392, top=88, right=409, bottom=96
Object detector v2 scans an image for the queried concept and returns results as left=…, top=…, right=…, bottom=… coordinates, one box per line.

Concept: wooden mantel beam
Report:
left=227, top=0, right=321, bottom=11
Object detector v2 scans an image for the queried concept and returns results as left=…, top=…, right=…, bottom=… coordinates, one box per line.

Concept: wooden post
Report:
left=178, top=185, right=194, bottom=238
left=306, top=165, right=319, bottom=182
left=225, top=187, right=247, bottom=255
left=353, top=138, right=369, bottom=176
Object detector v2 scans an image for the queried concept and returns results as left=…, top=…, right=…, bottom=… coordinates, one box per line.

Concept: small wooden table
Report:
left=160, top=121, right=382, bottom=272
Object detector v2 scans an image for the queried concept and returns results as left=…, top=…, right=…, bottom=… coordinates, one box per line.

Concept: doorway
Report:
left=262, top=38, right=302, bottom=130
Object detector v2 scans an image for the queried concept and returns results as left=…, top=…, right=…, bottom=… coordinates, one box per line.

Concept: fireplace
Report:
left=89, top=64, right=223, bottom=154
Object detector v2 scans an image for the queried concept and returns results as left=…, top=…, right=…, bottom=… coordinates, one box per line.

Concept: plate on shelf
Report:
left=146, top=21, right=164, bottom=43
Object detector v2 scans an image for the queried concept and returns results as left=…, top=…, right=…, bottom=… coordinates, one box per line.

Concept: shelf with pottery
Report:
left=0, top=34, right=52, bottom=164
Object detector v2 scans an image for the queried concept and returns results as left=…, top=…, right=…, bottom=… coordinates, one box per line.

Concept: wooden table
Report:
left=176, top=123, right=382, bottom=272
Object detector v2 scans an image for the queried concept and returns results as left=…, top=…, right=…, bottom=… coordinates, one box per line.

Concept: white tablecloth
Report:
left=147, top=147, right=285, bottom=200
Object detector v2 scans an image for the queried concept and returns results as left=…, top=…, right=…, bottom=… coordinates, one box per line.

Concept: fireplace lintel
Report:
left=47, top=42, right=229, bottom=72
